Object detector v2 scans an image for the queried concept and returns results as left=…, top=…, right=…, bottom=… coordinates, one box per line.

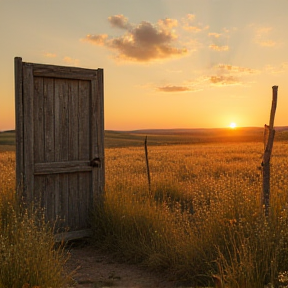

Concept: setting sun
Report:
left=229, top=122, right=237, bottom=129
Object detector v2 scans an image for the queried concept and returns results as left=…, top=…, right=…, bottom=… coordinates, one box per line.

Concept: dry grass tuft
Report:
left=0, top=150, right=70, bottom=288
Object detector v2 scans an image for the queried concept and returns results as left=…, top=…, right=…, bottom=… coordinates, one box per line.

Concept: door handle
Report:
left=90, top=157, right=101, bottom=167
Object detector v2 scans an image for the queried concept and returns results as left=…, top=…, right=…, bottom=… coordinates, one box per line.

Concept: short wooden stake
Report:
left=262, top=86, right=278, bottom=217
left=144, top=136, right=151, bottom=194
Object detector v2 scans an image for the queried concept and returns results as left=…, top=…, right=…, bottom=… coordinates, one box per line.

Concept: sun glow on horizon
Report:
left=229, top=122, right=237, bottom=129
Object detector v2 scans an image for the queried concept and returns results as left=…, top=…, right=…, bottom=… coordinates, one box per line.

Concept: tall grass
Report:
left=92, top=143, right=288, bottom=287
left=0, top=150, right=70, bottom=288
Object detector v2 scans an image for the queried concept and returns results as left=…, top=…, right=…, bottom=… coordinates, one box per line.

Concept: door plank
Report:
left=34, top=175, right=46, bottom=209
left=69, top=173, right=79, bottom=229
left=79, top=172, right=92, bottom=228
left=32, top=63, right=98, bottom=80
left=68, top=80, right=79, bottom=160
left=23, top=63, right=35, bottom=201
left=44, top=78, right=55, bottom=162
left=15, top=57, right=24, bottom=192
left=34, top=77, right=44, bottom=163
left=54, top=79, right=69, bottom=161
left=78, top=80, right=90, bottom=160
left=34, top=160, right=92, bottom=174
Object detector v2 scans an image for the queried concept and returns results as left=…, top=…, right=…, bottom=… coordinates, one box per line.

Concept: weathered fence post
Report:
left=262, top=86, right=278, bottom=216
left=144, top=136, right=151, bottom=194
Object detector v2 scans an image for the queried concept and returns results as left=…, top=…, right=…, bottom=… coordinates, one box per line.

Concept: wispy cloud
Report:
left=265, top=62, right=288, bottom=74
left=252, top=25, right=277, bottom=47
left=63, top=56, right=80, bottom=66
left=82, top=14, right=188, bottom=63
left=210, top=75, right=241, bottom=86
left=154, top=63, right=256, bottom=93
left=216, top=64, right=259, bottom=75
left=181, top=14, right=209, bottom=32
left=208, top=32, right=222, bottom=38
left=157, top=85, right=191, bottom=92
left=209, top=44, right=229, bottom=51
left=44, top=52, right=57, bottom=58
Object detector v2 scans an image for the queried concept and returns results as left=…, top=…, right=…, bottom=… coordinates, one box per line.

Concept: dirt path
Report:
left=65, top=242, right=188, bottom=288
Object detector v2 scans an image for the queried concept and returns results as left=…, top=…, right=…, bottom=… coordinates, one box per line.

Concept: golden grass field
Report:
left=96, top=141, right=288, bottom=287
left=2, top=133, right=288, bottom=287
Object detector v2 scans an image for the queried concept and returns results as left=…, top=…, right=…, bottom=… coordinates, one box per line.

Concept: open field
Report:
left=94, top=141, right=288, bottom=287
left=2, top=127, right=288, bottom=149
left=2, top=130, right=288, bottom=287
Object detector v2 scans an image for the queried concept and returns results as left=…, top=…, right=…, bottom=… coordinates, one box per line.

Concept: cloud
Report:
left=210, top=75, right=240, bottom=86
left=157, top=85, right=191, bottom=92
left=209, top=44, right=229, bottom=51
left=83, top=15, right=188, bottom=63
left=63, top=56, right=80, bottom=66
left=208, top=32, right=221, bottom=38
left=181, top=14, right=209, bottom=32
left=216, top=64, right=259, bottom=74
left=108, top=14, right=131, bottom=29
left=265, top=62, right=288, bottom=74
left=253, top=26, right=276, bottom=47
left=44, top=52, right=57, bottom=58
left=84, top=34, right=108, bottom=46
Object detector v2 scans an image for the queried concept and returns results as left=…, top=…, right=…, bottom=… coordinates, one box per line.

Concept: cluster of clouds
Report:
left=156, top=63, right=262, bottom=92
left=44, top=14, right=285, bottom=94
left=82, top=14, right=209, bottom=62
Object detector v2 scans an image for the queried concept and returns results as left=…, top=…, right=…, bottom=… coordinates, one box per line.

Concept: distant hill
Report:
left=2, top=127, right=288, bottom=148
left=0, top=130, right=16, bottom=145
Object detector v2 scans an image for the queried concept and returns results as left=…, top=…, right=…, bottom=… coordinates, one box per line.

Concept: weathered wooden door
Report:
left=15, top=57, right=104, bottom=240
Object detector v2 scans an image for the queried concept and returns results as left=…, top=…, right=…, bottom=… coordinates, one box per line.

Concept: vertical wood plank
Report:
left=45, top=175, right=55, bottom=224
left=58, top=173, right=68, bottom=232
left=78, top=172, right=91, bottom=228
left=78, top=80, right=90, bottom=160
left=78, top=80, right=91, bottom=230
left=34, top=175, right=46, bottom=209
left=23, top=63, right=35, bottom=202
left=68, top=80, right=79, bottom=160
left=14, top=57, right=24, bottom=195
left=44, top=78, right=55, bottom=162
left=33, top=77, right=44, bottom=163
left=69, top=173, right=79, bottom=229
left=54, top=79, right=61, bottom=161
left=93, top=70, right=105, bottom=203
left=55, top=79, right=69, bottom=161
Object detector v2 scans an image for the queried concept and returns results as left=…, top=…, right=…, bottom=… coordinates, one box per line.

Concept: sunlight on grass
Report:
left=2, top=142, right=288, bottom=287
left=0, top=150, right=71, bottom=288
left=92, top=143, right=288, bottom=287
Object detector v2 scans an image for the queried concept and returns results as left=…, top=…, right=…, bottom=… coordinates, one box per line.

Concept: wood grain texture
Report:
left=68, top=80, right=79, bottom=160
left=32, top=63, right=98, bottom=80
left=95, top=69, right=105, bottom=202
left=23, top=63, right=35, bottom=202
left=78, top=80, right=90, bottom=160
left=14, top=57, right=24, bottom=194
left=44, top=78, right=55, bottom=162
left=33, top=77, right=44, bottom=162
left=34, top=161, right=92, bottom=174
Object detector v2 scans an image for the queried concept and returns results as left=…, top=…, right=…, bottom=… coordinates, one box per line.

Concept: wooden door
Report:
left=15, top=57, right=104, bottom=240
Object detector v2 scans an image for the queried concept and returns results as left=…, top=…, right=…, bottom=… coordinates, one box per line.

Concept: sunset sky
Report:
left=1, top=0, right=288, bottom=131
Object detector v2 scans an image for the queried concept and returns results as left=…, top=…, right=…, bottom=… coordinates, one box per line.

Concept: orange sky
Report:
left=1, top=0, right=288, bottom=131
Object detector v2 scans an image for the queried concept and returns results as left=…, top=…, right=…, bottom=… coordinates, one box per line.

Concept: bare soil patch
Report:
left=65, top=241, right=190, bottom=288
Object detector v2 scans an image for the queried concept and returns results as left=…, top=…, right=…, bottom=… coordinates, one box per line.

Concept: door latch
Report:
left=90, top=157, right=101, bottom=167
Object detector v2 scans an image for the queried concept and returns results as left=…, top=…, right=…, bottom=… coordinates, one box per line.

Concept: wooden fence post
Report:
left=262, top=86, right=278, bottom=217
left=144, top=136, right=151, bottom=194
